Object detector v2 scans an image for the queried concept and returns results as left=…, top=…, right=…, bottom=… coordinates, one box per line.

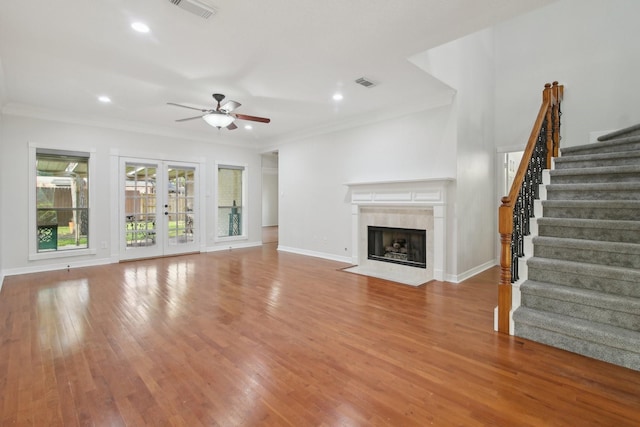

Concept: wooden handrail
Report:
left=498, top=82, right=563, bottom=334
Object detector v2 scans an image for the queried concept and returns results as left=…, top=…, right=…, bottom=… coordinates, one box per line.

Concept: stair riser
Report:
left=514, top=323, right=640, bottom=371
left=546, top=188, right=640, bottom=200
left=534, top=244, right=640, bottom=269
left=562, top=140, right=640, bottom=156
left=528, top=265, right=640, bottom=297
left=538, top=224, right=640, bottom=243
left=555, top=156, right=640, bottom=169
left=542, top=205, right=639, bottom=220
left=550, top=173, right=640, bottom=184
left=597, top=125, right=640, bottom=141
left=521, top=293, right=640, bottom=331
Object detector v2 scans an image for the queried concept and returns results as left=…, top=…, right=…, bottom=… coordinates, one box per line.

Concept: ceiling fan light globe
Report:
left=203, top=112, right=235, bottom=128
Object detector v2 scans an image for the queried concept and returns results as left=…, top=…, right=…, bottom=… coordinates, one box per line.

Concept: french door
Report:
left=119, top=158, right=200, bottom=260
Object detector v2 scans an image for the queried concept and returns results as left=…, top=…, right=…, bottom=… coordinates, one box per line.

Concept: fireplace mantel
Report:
left=345, top=178, right=453, bottom=285
left=345, top=178, right=454, bottom=206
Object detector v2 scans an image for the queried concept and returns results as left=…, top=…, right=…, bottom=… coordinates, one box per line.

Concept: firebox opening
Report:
left=367, top=226, right=426, bottom=269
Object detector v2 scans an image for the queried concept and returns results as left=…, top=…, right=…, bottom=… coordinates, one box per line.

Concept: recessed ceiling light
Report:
left=131, top=22, right=150, bottom=33
left=98, top=95, right=111, bottom=103
left=333, top=93, right=344, bottom=101
left=244, top=124, right=253, bottom=130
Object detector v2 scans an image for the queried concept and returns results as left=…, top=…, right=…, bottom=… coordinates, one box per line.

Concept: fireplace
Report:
left=345, top=178, right=452, bottom=285
left=368, top=226, right=426, bottom=268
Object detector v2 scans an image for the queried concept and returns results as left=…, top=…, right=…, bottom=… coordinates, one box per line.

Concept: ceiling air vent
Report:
left=355, top=77, right=377, bottom=88
left=168, top=0, right=217, bottom=19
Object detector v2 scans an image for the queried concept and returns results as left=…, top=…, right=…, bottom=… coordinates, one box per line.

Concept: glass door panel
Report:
left=120, top=158, right=199, bottom=260
left=121, top=161, right=162, bottom=260
left=124, top=163, right=158, bottom=248
left=165, top=166, right=197, bottom=252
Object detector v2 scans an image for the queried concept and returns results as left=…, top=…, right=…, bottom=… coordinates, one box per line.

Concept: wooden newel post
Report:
left=498, top=197, right=513, bottom=334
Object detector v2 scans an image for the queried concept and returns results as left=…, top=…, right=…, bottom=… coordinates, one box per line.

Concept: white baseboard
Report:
left=444, top=273, right=458, bottom=282
left=277, top=246, right=352, bottom=265
left=451, top=259, right=497, bottom=283
left=206, top=241, right=263, bottom=252
left=2, top=257, right=114, bottom=278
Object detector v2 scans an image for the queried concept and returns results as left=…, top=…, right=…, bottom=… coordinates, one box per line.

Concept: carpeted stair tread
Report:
left=561, top=134, right=640, bottom=156
left=554, top=150, right=640, bottom=169
left=537, top=217, right=640, bottom=230
left=545, top=182, right=640, bottom=200
left=537, top=217, right=640, bottom=243
left=533, top=235, right=640, bottom=253
left=541, top=200, right=640, bottom=220
left=597, top=123, right=640, bottom=141
left=533, top=236, right=640, bottom=268
left=549, top=164, right=640, bottom=183
left=527, top=257, right=640, bottom=297
left=520, top=280, right=640, bottom=330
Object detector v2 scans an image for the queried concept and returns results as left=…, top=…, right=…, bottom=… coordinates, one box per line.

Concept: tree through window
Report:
left=36, top=149, right=89, bottom=252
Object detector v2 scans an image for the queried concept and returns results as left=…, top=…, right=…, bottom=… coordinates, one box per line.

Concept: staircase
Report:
left=513, top=123, right=640, bottom=371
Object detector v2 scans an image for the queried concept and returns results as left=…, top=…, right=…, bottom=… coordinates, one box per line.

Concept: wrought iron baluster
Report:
left=509, top=116, right=549, bottom=283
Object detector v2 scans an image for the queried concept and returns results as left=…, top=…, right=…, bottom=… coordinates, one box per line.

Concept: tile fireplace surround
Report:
left=345, top=179, right=452, bottom=286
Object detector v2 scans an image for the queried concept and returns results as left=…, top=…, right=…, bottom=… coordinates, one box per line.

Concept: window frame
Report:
left=215, top=162, right=248, bottom=242
left=29, top=144, right=97, bottom=260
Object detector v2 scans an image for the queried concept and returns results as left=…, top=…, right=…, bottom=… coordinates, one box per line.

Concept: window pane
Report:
left=36, top=151, right=89, bottom=252
left=218, top=166, right=244, bottom=237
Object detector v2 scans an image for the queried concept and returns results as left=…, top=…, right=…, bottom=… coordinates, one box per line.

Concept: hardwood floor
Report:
left=1, top=244, right=639, bottom=426
left=262, top=226, right=278, bottom=244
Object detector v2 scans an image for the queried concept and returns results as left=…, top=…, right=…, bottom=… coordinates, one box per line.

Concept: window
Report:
left=217, top=164, right=245, bottom=239
left=35, top=149, right=90, bottom=252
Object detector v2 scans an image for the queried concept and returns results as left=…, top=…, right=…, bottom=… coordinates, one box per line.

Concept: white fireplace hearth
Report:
left=344, top=179, right=452, bottom=286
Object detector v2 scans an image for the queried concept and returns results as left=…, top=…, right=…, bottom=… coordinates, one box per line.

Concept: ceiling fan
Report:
left=168, top=93, right=271, bottom=130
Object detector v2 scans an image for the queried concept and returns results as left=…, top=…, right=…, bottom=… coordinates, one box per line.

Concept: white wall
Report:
left=0, top=113, right=4, bottom=287
left=261, top=171, right=278, bottom=227
left=494, top=0, right=640, bottom=149
left=0, top=62, right=4, bottom=285
left=0, top=115, right=262, bottom=275
left=261, top=153, right=279, bottom=227
left=277, top=105, right=458, bottom=270
left=412, top=28, right=497, bottom=278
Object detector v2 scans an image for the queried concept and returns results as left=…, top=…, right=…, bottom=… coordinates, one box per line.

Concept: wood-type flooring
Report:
left=1, top=243, right=639, bottom=426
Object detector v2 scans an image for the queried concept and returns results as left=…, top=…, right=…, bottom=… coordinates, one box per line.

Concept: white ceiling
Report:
left=0, top=0, right=555, bottom=147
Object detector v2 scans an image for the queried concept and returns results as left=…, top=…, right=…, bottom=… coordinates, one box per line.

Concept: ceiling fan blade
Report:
left=176, top=115, right=205, bottom=122
left=232, top=113, right=271, bottom=123
left=167, top=102, right=209, bottom=112
left=226, top=122, right=238, bottom=130
left=220, top=100, right=241, bottom=113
